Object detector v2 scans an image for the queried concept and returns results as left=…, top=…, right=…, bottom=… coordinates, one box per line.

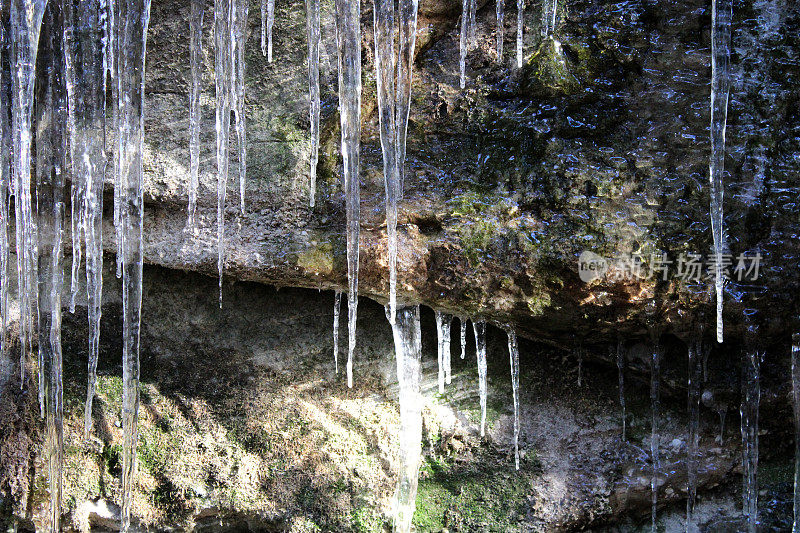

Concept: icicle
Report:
left=709, top=0, right=732, bottom=344
left=0, top=5, right=11, bottom=389
left=686, top=336, right=702, bottom=533
left=215, top=0, right=233, bottom=307
left=387, top=305, right=423, bottom=533
left=507, top=328, right=520, bottom=470
left=112, top=0, right=152, bottom=528
left=495, top=0, right=504, bottom=61
left=473, top=320, right=487, bottom=436
left=333, top=291, right=341, bottom=373
left=305, top=0, right=320, bottom=206
left=187, top=0, right=204, bottom=229
left=266, top=0, right=275, bottom=62
left=792, top=333, right=800, bottom=533
left=515, top=0, right=523, bottom=68
left=260, top=0, right=266, bottom=56
left=616, top=341, right=626, bottom=441
left=396, top=0, right=419, bottom=195
left=10, top=0, right=47, bottom=386
left=36, top=7, right=68, bottom=528
left=460, top=317, right=467, bottom=359
left=63, top=0, right=107, bottom=438
left=233, top=0, right=247, bottom=215
left=372, top=0, right=398, bottom=322
left=650, top=338, right=660, bottom=532
left=434, top=311, right=453, bottom=391
left=335, top=0, right=361, bottom=388
left=741, top=334, right=761, bottom=533
left=458, top=0, right=472, bottom=88
left=541, top=0, right=557, bottom=36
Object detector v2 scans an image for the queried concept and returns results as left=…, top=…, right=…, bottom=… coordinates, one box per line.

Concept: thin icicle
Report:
left=435, top=311, right=453, bottom=391
left=305, top=0, right=320, bottom=207
left=266, top=0, right=275, bottom=62
left=541, top=0, right=556, bottom=36
left=495, top=0, right=504, bottom=61
left=388, top=305, right=423, bottom=533
left=11, top=0, right=47, bottom=385
left=215, top=0, right=233, bottom=307
left=260, top=0, right=266, bottom=55
left=460, top=317, right=467, bottom=359
left=0, top=6, right=12, bottom=390
left=112, top=0, right=152, bottom=528
left=396, top=0, right=419, bottom=195
left=187, top=0, right=204, bottom=229
left=458, top=0, right=474, bottom=88
left=36, top=8, right=67, bottom=528
left=741, top=336, right=761, bottom=533
left=792, top=333, right=800, bottom=533
left=372, top=0, right=398, bottom=322
left=650, top=338, right=661, bottom=532
left=616, top=341, right=626, bottom=441
left=233, top=0, right=247, bottom=215
left=473, top=320, right=487, bottom=436
left=333, top=291, right=341, bottom=373
left=63, top=0, right=107, bottom=438
left=515, top=0, right=523, bottom=68
left=335, top=0, right=361, bottom=388
left=507, top=328, right=520, bottom=470
left=709, top=0, right=732, bottom=343
left=686, top=336, right=702, bottom=533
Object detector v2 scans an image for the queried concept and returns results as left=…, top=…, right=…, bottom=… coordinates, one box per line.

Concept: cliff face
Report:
left=1, top=0, right=799, bottom=529
left=134, top=0, right=799, bottom=347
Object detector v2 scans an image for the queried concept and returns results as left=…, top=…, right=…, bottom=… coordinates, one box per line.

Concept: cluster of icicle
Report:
left=0, top=0, right=150, bottom=530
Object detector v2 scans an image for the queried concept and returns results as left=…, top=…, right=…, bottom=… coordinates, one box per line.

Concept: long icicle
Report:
left=541, top=0, right=557, bottom=36
left=233, top=0, right=247, bottom=215
left=305, top=0, right=320, bottom=206
left=266, top=0, right=275, bottom=62
left=373, top=0, right=398, bottom=322
left=215, top=0, right=233, bottom=307
left=495, top=0, right=504, bottom=61
left=473, top=320, right=487, bottom=436
left=458, top=0, right=470, bottom=88
left=11, top=0, right=47, bottom=386
left=435, top=310, right=445, bottom=392
left=515, top=0, right=523, bottom=68
left=187, top=0, right=204, bottom=229
left=709, top=0, right=732, bottom=343
left=0, top=1, right=12, bottom=390
left=396, top=0, right=418, bottom=195
left=507, top=328, right=520, bottom=470
left=650, top=336, right=661, bottom=532
left=388, top=305, right=423, bottom=533
left=63, top=0, right=108, bottom=438
left=616, top=341, right=626, bottom=441
left=36, top=6, right=67, bottom=527
left=741, top=329, right=761, bottom=533
left=335, top=0, right=361, bottom=388
left=333, top=290, right=341, bottom=373
left=113, top=0, right=152, bottom=528
left=686, top=334, right=702, bottom=533
left=792, top=333, right=800, bottom=533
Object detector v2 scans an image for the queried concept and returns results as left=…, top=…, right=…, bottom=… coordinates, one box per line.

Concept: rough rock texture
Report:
left=3, top=265, right=791, bottom=531
left=127, top=0, right=799, bottom=347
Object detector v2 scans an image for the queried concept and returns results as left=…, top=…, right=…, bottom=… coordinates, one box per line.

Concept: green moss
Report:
left=349, top=505, right=385, bottom=533
left=413, top=453, right=534, bottom=531
left=297, top=241, right=334, bottom=275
